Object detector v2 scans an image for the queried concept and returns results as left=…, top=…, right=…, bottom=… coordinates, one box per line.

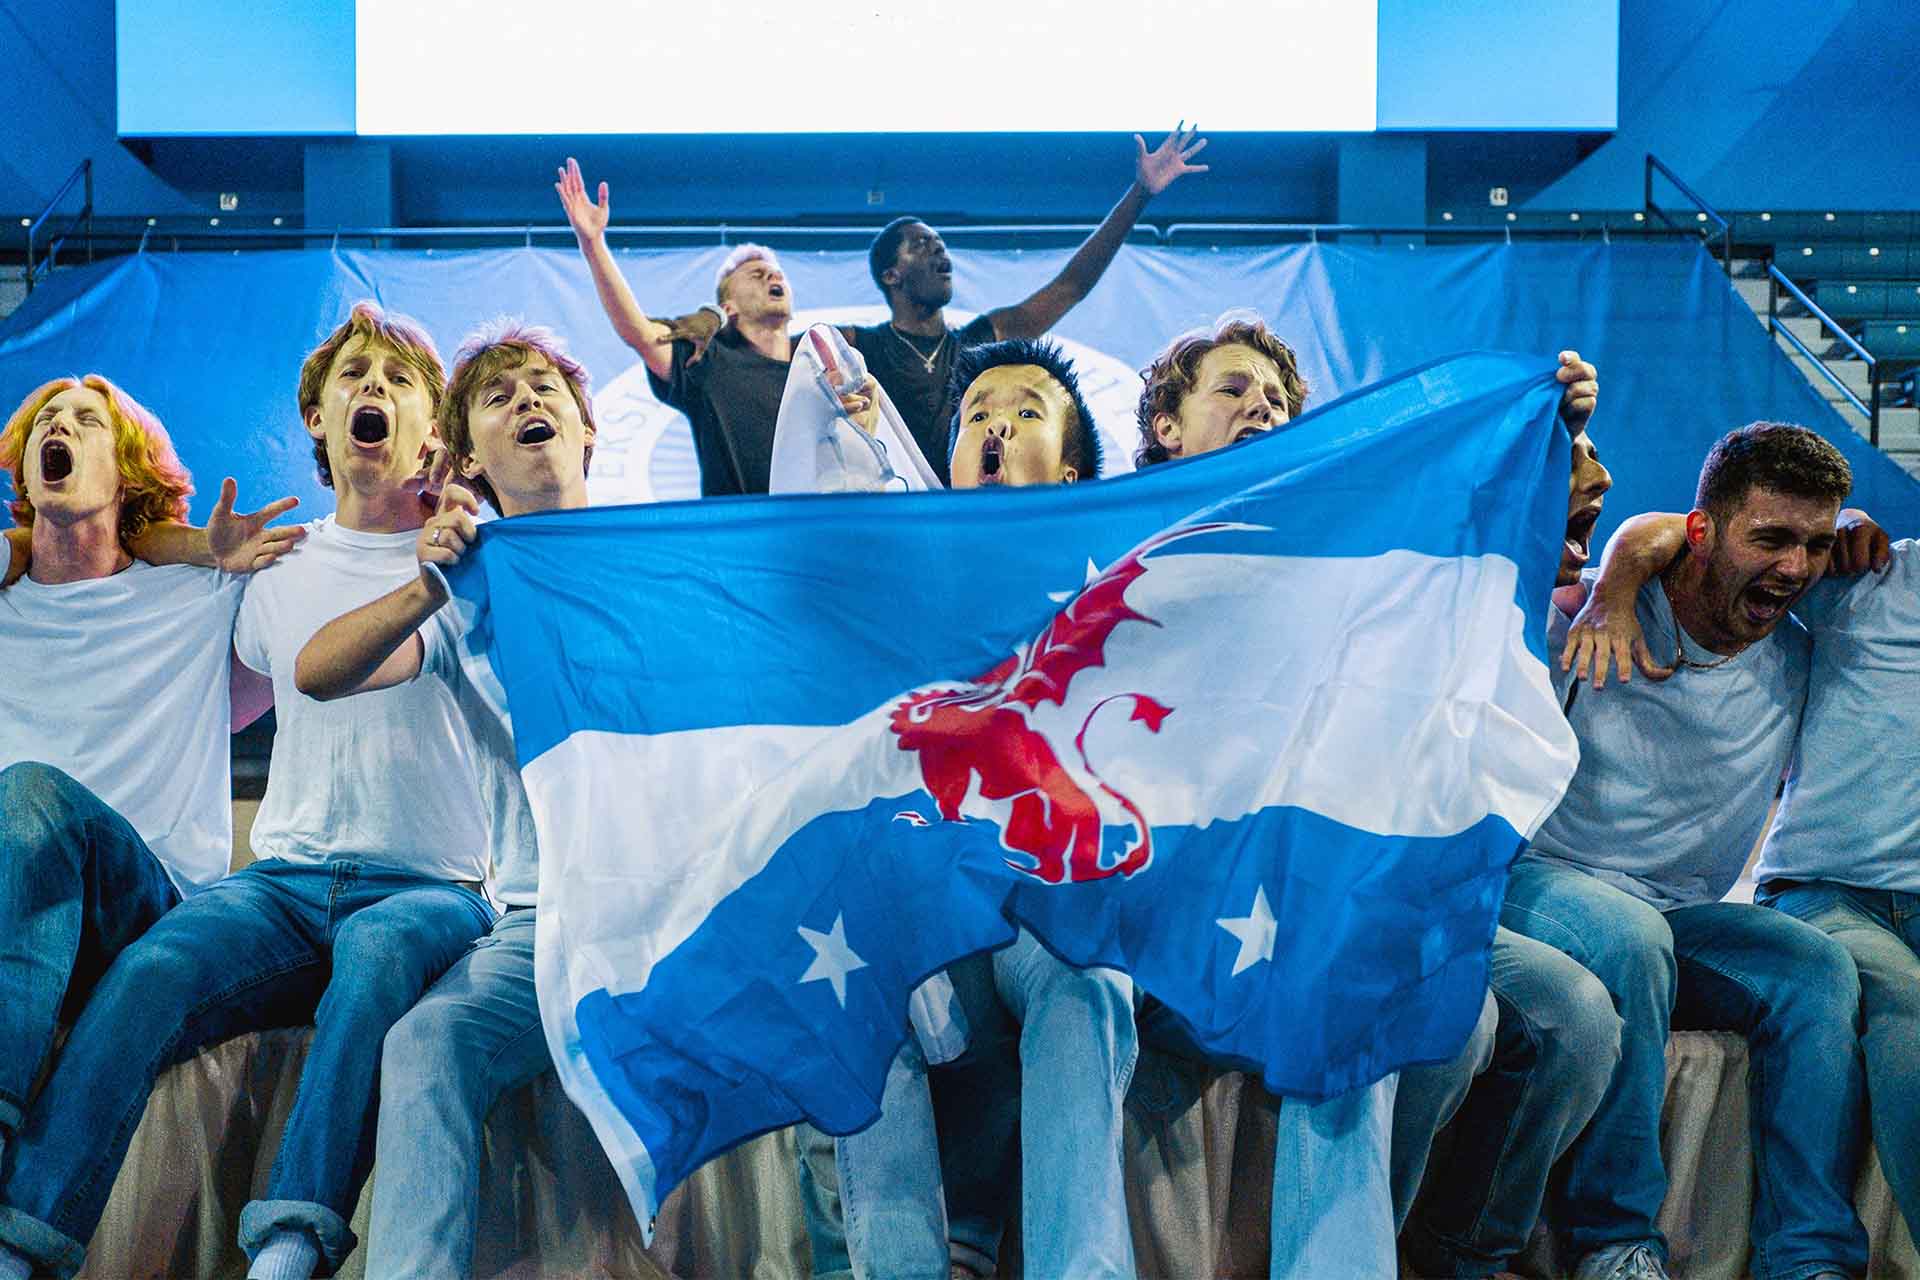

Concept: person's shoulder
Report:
left=956, top=313, right=996, bottom=343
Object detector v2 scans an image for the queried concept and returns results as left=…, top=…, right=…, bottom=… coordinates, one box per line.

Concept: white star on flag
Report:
left=1216, top=885, right=1278, bottom=977
left=1048, top=557, right=1103, bottom=603
left=798, top=913, right=868, bottom=1007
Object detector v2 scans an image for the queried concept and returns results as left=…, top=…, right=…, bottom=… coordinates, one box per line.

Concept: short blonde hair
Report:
left=715, top=244, right=781, bottom=304
left=0, top=375, right=193, bottom=544
left=441, top=320, right=596, bottom=514
left=296, top=301, right=446, bottom=489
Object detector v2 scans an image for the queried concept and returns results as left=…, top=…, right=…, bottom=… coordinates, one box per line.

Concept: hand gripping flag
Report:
left=443, top=352, right=1580, bottom=1230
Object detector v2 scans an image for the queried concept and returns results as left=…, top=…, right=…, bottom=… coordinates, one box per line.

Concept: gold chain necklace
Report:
left=888, top=323, right=949, bottom=376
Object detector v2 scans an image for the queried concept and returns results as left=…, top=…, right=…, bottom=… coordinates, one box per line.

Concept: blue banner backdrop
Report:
left=1, top=239, right=1913, bottom=538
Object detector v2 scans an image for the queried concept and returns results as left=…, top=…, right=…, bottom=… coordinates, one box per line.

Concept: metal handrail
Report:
left=81, top=218, right=1706, bottom=256
left=1767, top=261, right=1881, bottom=444
left=25, top=159, right=93, bottom=293
left=1644, top=154, right=1731, bottom=275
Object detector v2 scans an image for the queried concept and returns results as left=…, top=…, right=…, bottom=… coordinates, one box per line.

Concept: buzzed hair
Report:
left=716, top=244, right=780, bottom=305
left=1696, top=422, right=1851, bottom=524
left=946, top=337, right=1104, bottom=480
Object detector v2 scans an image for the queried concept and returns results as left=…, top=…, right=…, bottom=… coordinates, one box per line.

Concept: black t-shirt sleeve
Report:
left=957, top=314, right=997, bottom=346
left=645, top=337, right=701, bottom=411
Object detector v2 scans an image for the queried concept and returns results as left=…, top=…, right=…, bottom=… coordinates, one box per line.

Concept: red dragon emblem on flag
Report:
left=890, top=523, right=1237, bottom=884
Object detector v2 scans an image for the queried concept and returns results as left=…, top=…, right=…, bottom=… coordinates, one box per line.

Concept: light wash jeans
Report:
left=1502, top=856, right=1868, bottom=1280
left=0, top=857, right=493, bottom=1279
left=361, top=908, right=549, bottom=1278
left=0, top=763, right=179, bottom=1139
left=1760, top=880, right=1920, bottom=1243
left=801, top=929, right=1137, bottom=1279
left=1401, top=926, right=1622, bottom=1278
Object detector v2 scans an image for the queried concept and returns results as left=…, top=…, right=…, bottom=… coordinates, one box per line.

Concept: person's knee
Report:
left=1534, top=966, right=1624, bottom=1088
left=1579, top=895, right=1677, bottom=1001
left=0, top=762, right=90, bottom=851
left=380, top=999, right=472, bottom=1098
left=328, top=906, right=476, bottom=1020
left=1771, top=925, right=1862, bottom=1028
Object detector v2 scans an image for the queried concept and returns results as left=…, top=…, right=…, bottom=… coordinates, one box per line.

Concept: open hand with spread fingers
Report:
left=206, top=477, right=306, bottom=574
left=1135, top=122, right=1210, bottom=196
left=555, top=156, right=612, bottom=243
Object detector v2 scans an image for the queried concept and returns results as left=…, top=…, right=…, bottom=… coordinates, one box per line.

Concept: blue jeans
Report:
left=1760, top=880, right=1920, bottom=1242
left=0, top=857, right=493, bottom=1279
left=0, top=764, right=179, bottom=1138
left=1133, top=984, right=1494, bottom=1279
left=362, top=908, right=549, bottom=1279
left=1502, top=856, right=1868, bottom=1280
left=1401, top=926, right=1623, bottom=1278
left=807, top=930, right=1136, bottom=1279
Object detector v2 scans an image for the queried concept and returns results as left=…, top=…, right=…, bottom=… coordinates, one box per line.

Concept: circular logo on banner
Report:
left=586, top=307, right=1141, bottom=507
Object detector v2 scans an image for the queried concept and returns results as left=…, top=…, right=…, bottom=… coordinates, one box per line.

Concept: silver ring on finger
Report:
left=431, top=528, right=443, bottom=548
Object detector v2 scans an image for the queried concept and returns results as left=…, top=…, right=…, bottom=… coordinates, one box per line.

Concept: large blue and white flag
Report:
left=444, top=351, right=1580, bottom=1228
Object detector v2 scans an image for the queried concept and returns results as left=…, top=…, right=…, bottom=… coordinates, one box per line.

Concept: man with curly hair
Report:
left=0, top=375, right=297, bottom=1202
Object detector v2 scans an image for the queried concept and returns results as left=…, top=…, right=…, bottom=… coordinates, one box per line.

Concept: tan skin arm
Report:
left=296, top=484, right=481, bottom=700
left=128, top=479, right=305, bottom=571
left=556, top=157, right=676, bottom=381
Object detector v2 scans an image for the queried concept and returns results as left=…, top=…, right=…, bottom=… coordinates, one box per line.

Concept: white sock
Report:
left=0, top=1246, right=32, bottom=1280
left=247, top=1230, right=320, bottom=1280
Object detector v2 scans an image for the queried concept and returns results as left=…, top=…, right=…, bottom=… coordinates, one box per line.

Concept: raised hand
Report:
left=206, top=478, right=306, bottom=574
left=1556, top=350, right=1599, bottom=433
left=555, top=156, right=611, bottom=243
left=1134, top=122, right=1210, bottom=196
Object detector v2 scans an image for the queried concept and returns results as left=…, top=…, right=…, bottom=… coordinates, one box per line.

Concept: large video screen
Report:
left=117, top=0, right=1616, bottom=136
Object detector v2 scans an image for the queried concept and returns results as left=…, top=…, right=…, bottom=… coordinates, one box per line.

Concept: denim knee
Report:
left=0, top=762, right=90, bottom=855
left=1767, top=926, right=1862, bottom=1030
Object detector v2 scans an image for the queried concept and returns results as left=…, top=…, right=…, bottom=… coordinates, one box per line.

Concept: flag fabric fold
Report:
left=444, top=351, right=1580, bottom=1229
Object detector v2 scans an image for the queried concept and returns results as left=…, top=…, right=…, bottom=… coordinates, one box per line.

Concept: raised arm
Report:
left=295, top=484, right=480, bottom=700
left=1561, top=513, right=1685, bottom=689
left=989, top=124, right=1209, bottom=340
left=556, top=157, right=676, bottom=381
left=128, top=478, right=305, bottom=572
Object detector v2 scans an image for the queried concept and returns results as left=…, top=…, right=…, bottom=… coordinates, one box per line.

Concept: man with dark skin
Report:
left=850, top=124, right=1208, bottom=483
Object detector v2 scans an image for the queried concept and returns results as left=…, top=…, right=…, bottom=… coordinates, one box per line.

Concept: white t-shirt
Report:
left=234, top=517, right=491, bottom=881
left=1759, top=541, right=1920, bottom=892
left=0, top=561, right=243, bottom=895
left=1526, top=570, right=1811, bottom=910
left=419, top=577, right=540, bottom=907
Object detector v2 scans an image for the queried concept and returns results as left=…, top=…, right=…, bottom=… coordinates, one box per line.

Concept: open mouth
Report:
left=979, top=435, right=1005, bottom=483
left=934, top=260, right=954, bottom=277
left=349, top=405, right=391, bottom=447
left=1563, top=506, right=1602, bottom=568
left=38, top=439, right=74, bottom=484
left=516, top=417, right=557, bottom=446
left=1742, top=581, right=1798, bottom=626
left=768, top=283, right=787, bottom=299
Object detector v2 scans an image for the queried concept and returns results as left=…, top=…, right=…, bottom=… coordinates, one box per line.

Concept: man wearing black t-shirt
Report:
left=849, top=123, right=1209, bottom=483
left=557, top=157, right=800, bottom=497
